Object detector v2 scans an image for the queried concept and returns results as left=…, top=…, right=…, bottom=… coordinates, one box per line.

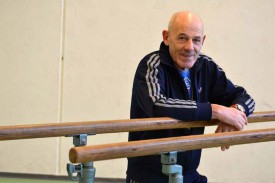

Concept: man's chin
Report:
left=180, top=60, right=196, bottom=69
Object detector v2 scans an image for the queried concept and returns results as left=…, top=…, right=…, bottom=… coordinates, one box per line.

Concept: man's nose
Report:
left=184, top=39, right=194, bottom=51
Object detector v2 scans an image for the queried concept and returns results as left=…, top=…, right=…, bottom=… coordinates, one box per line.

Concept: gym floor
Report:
left=0, top=177, right=69, bottom=183
left=0, top=176, right=124, bottom=183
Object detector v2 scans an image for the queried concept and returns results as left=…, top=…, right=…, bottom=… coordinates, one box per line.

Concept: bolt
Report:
left=81, top=138, right=86, bottom=145
left=171, top=158, right=175, bottom=163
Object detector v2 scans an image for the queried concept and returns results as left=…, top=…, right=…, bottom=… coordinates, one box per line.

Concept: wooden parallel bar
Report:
left=69, top=128, right=275, bottom=163
left=0, top=111, right=274, bottom=141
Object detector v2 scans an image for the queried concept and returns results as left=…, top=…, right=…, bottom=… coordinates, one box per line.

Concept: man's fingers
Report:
left=243, top=114, right=248, bottom=125
left=240, top=111, right=248, bottom=125
left=221, top=125, right=229, bottom=151
left=235, top=123, right=242, bottom=131
left=215, top=125, right=222, bottom=133
left=225, top=127, right=235, bottom=150
left=221, top=145, right=230, bottom=151
left=238, top=115, right=247, bottom=130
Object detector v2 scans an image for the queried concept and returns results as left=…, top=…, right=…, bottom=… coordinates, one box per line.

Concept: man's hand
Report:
left=211, top=104, right=247, bottom=130
left=215, top=122, right=238, bottom=151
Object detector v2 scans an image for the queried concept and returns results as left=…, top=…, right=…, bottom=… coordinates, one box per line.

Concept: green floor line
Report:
left=0, top=177, right=70, bottom=183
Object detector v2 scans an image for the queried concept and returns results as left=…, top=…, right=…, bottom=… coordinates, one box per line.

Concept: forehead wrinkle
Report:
left=176, top=25, right=204, bottom=37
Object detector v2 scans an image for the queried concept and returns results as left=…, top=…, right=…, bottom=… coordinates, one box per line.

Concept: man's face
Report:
left=163, top=18, right=205, bottom=69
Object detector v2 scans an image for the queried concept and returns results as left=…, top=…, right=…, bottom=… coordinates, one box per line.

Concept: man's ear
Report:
left=162, top=30, right=169, bottom=45
left=202, top=35, right=206, bottom=45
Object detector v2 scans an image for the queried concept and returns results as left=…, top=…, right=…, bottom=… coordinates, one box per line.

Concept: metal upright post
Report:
left=161, top=151, right=183, bottom=183
left=67, top=134, right=96, bottom=183
left=79, top=162, right=96, bottom=183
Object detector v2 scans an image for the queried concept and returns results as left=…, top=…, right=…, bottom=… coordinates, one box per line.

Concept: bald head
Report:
left=162, top=11, right=206, bottom=69
left=168, top=11, right=204, bottom=35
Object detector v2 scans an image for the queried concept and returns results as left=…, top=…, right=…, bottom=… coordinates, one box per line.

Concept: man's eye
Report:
left=178, top=36, right=187, bottom=41
left=193, top=39, right=201, bottom=44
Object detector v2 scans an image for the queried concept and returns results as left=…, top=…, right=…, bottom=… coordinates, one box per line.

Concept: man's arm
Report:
left=211, top=104, right=247, bottom=130
left=212, top=104, right=247, bottom=151
left=207, top=59, right=254, bottom=130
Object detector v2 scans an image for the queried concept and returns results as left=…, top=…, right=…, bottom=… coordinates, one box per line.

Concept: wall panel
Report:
left=0, top=0, right=63, bottom=174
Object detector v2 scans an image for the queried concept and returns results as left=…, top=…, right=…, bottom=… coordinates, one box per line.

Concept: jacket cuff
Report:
left=196, top=103, right=212, bottom=121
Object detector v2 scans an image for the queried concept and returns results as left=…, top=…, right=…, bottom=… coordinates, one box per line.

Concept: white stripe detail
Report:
left=249, top=106, right=255, bottom=113
left=155, top=102, right=197, bottom=108
left=145, top=54, right=197, bottom=109
left=248, top=100, right=255, bottom=109
left=245, top=98, right=253, bottom=105
left=244, top=98, right=255, bottom=111
left=146, top=54, right=159, bottom=102
left=159, top=98, right=195, bottom=105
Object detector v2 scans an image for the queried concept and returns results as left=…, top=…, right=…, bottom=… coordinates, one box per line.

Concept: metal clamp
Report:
left=161, top=151, right=184, bottom=183
left=67, top=163, right=82, bottom=182
left=67, top=134, right=96, bottom=183
left=67, top=162, right=96, bottom=183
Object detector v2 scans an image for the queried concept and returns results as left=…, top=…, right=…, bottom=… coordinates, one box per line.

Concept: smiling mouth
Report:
left=181, top=54, right=194, bottom=59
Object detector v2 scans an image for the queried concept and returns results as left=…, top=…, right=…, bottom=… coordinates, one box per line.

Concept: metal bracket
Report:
left=73, top=134, right=88, bottom=147
left=67, top=134, right=96, bottom=183
left=67, top=163, right=82, bottom=182
left=161, top=151, right=184, bottom=183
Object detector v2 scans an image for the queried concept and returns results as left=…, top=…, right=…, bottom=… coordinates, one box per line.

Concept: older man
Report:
left=126, top=11, right=255, bottom=183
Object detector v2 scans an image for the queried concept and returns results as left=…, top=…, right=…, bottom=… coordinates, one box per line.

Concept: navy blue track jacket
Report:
left=127, top=42, right=255, bottom=182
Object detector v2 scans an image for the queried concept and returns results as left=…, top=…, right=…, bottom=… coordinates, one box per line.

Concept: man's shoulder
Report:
left=197, top=53, right=219, bottom=67
left=141, top=51, right=160, bottom=62
left=197, top=53, right=224, bottom=74
left=198, top=53, right=214, bottom=62
left=138, top=51, right=160, bottom=67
